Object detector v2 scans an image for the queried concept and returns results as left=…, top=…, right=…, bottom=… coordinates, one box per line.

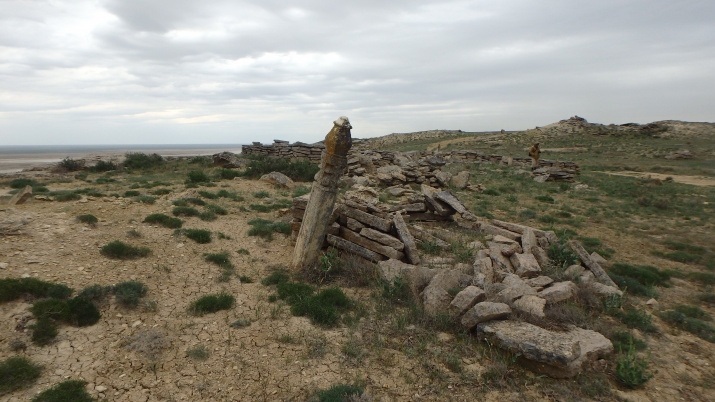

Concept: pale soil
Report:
left=596, top=171, right=715, bottom=187
left=1, top=173, right=714, bottom=401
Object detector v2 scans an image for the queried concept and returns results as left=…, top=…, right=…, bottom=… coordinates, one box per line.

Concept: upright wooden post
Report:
left=292, top=116, right=352, bottom=270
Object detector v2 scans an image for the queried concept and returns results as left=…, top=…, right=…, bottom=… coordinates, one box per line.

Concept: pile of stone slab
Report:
left=240, top=140, right=580, bottom=183
left=289, top=185, right=482, bottom=265
left=374, top=216, right=622, bottom=378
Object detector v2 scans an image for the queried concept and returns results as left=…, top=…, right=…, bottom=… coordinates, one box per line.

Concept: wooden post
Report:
left=291, top=116, right=352, bottom=270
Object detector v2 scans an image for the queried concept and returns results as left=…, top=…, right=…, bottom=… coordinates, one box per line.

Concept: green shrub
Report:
left=189, top=156, right=211, bottom=165
left=183, top=229, right=212, bottom=243
left=76, top=214, right=98, bottom=225
left=89, top=160, right=116, bottom=172
left=608, top=273, right=658, bottom=298
left=535, top=195, right=555, bottom=203
left=198, top=190, right=219, bottom=199
left=198, top=211, right=217, bottom=221
left=187, top=170, right=211, bottom=183
left=617, top=308, right=657, bottom=333
left=31, top=298, right=72, bottom=321
left=216, top=168, right=241, bottom=180
left=31, top=379, right=95, bottom=402
left=243, top=156, right=319, bottom=182
left=206, top=204, right=228, bottom=215
left=311, top=384, right=363, bottom=402
left=276, top=282, right=315, bottom=304
left=135, top=195, right=156, bottom=204
left=100, top=241, right=150, bottom=259
left=609, top=330, right=647, bottom=352
left=203, top=252, right=233, bottom=269
left=0, top=356, right=42, bottom=395
left=30, top=317, right=58, bottom=346
left=519, top=209, right=537, bottom=219
left=77, top=285, right=112, bottom=301
left=150, top=188, right=171, bottom=195
left=66, top=297, right=101, bottom=326
left=123, top=152, right=164, bottom=170
left=54, top=191, right=81, bottom=202
left=9, top=178, right=38, bottom=189
left=112, top=281, right=148, bottom=307
left=172, top=199, right=188, bottom=207
left=657, top=310, right=715, bottom=342
left=217, top=232, right=231, bottom=239
left=172, top=206, right=200, bottom=217
left=186, top=197, right=206, bottom=206
left=610, top=263, right=671, bottom=287
left=185, top=345, right=210, bottom=360
left=262, top=269, right=290, bottom=285
left=249, top=204, right=272, bottom=212
left=56, top=157, right=84, bottom=172
left=673, top=304, right=712, bottom=321
left=291, top=298, right=341, bottom=327
left=615, top=342, right=653, bottom=388
left=143, top=213, right=182, bottom=228
left=238, top=275, right=253, bottom=283
left=688, top=272, right=715, bottom=285
left=483, top=188, right=500, bottom=196
left=247, top=218, right=290, bottom=240
left=253, top=191, right=270, bottom=198
left=124, top=190, right=141, bottom=197
left=548, top=242, right=579, bottom=268
left=189, top=293, right=235, bottom=316
left=0, top=278, right=73, bottom=303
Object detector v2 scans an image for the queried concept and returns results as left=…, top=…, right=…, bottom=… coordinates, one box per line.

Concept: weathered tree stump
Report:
left=291, top=117, right=353, bottom=270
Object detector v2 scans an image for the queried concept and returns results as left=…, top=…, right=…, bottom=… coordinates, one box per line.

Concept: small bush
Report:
left=608, top=273, right=658, bottom=298
left=249, top=204, right=272, bottom=212
left=483, top=188, right=500, bottom=196
left=56, top=157, right=84, bottom=172
left=381, top=277, right=410, bottom=305
left=204, top=252, right=233, bottom=269
left=237, top=248, right=250, bottom=255
left=172, top=199, right=188, bottom=207
left=185, top=345, right=210, bottom=360
left=615, top=342, right=653, bottom=388
left=610, top=263, right=671, bottom=287
left=187, top=170, right=211, bottom=184
left=198, top=211, right=217, bottom=221
left=243, top=156, right=319, bottom=182
left=54, top=191, right=81, bottom=202
left=183, top=229, right=212, bottom=243
left=206, top=204, right=228, bottom=215
left=253, top=191, right=270, bottom=198
left=216, top=168, right=241, bottom=180
left=150, top=188, right=171, bottom=195
left=609, top=330, right=648, bottom=352
left=673, top=304, right=712, bottom=321
left=189, top=293, right=235, bottom=316
left=113, top=281, right=148, bottom=307
left=100, top=241, right=151, bottom=259
left=277, top=282, right=315, bottom=304
left=262, top=269, right=290, bottom=285
left=31, top=379, right=95, bottom=402
left=311, top=384, right=364, bottom=402
left=89, top=160, right=116, bottom=172
left=617, top=308, right=657, bottom=333
left=172, top=206, right=200, bottom=217
left=9, top=178, right=38, bottom=189
left=198, top=190, right=219, bottom=199
left=30, top=317, right=58, bottom=346
left=247, top=218, right=290, bottom=240
left=135, top=195, right=156, bottom=204
left=77, top=285, right=112, bottom=302
left=238, top=275, right=253, bottom=283
left=657, top=310, right=715, bottom=342
left=123, top=152, right=164, bottom=170
left=186, top=197, right=206, bottom=206
left=535, top=195, right=555, bottom=203
left=229, top=318, right=251, bottom=328
left=76, top=214, right=98, bottom=226
left=548, top=242, right=579, bottom=268
left=0, top=278, right=73, bottom=303
left=143, top=213, right=183, bottom=229
left=124, top=190, right=141, bottom=197
left=0, top=356, right=42, bottom=395
left=688, top=272, right=715, bottom=285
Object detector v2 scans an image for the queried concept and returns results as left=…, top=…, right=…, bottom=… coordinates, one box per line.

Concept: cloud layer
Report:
left=1, top=0, right=713, bottom=145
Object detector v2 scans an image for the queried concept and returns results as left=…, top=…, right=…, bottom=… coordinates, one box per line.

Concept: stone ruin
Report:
left=288, top=180, right=623, bottom=378
left=241, top=140, right=581, bottom=183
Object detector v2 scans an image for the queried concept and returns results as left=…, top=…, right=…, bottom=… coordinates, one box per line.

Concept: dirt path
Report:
left=596, top=171, right=715, bottom=187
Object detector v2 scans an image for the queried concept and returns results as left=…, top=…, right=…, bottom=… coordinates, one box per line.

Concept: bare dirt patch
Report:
left=596, top=171, right=715, bottom=187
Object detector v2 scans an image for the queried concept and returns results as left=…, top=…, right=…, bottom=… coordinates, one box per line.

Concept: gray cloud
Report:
left=0, top=0, right=713, bottom=145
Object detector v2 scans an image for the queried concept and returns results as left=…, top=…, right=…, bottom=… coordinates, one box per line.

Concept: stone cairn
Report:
left=290, top=182, right=622, bottom=378
left=241, top=141, right=580, bottom=183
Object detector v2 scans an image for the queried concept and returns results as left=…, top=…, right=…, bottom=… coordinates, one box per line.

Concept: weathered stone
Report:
left=513, top=295, right=546, bottom=317
left=434, top=171, right=452, bottom=187
left=337, top=204, right=392, bottom=232
left=538, top=281, right=578, bottom=304
left=490, top=219, right=549, bottom=239
left=461, top=302, right=511, bottom=330
left=568, top=240, right=618, bottom=288
left=340, top=227, right=404, bottom=260
left=497, top=274, right=537, bottom=302
left=360, top=227, right=404, bottom=250
left=590, top=251, right=609, bottom=267
left=488, top=246, right=514, bottom=278
left=387, top=203, right=426, bottom=213
left=292, top=193, right=310, bottom=209
left=587, top=282, right=623, bottom=298
left=326, top=234, right=385, bottom=263
left=481, top=224, right=521, bottom=242
left=423, top=286, right=453, bottom=316
left=260, top=171, right=294, bottom=188
left=493, top=235, right=520, bottom=247
left=427, top=269, right=473, bottom=292
left=386, top=186, right=409, bottom=197
left=408, top=225, right=450, bottom=249
left=510, top=253, right=541, bottom=278
left=8, top=185, right=32, bottom=205
left=212, top=151, right=248, bottom=168
left=377, top=259, right=414, bottom=283
left=393, top=211, right=421, bottom=265
left=346, top=217, right=366, bottom=232
left=526, top=276, right=554, bottom=290
left=449, top=286, right=486, bottom=317
left=521, top=228, right=539, bottom=254
left=451, top=171, right=470, bottom=189
left=564, top=264, right=586, bottom=279
left=532, top=246, right=550, bottom=267
left=476, top=320, right=613, bottom=378
left=474, top=257, right=495, bottom=284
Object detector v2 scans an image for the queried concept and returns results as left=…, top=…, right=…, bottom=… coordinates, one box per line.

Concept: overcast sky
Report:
left=1, top=0, right=713, bottom=145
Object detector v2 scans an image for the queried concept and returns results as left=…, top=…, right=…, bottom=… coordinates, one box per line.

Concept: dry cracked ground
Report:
left=1, top=164, right=714, bottom=401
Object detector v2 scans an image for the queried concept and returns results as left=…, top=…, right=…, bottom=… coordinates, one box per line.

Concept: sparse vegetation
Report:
left=182, top=228, right=212, bottom=243
left=189, top=293, right=235, bottom=316
left=186, top=345, right=210, bottom=360
left=615, top=342, right=653, bottom=388
left=31, top=379, right=95, bottom=402
left=0, top=356, right=42, bottom=395
left=247, top=218, right=290, bottom=240
left=112, top=281, right=148, bottom=307
left=143, top=213, right=183, bottom=228
left=100, top=241, right=151, bottom=259
left=76, top=214, right=98, bottom=226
